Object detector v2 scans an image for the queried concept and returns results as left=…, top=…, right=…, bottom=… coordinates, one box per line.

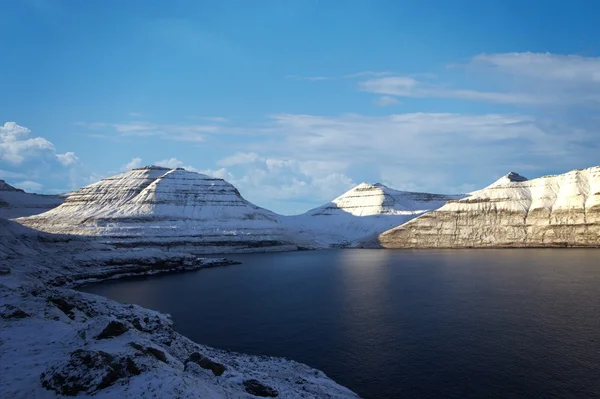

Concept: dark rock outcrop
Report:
left=40, top=349, right=140, bottom=396
left=186, top=352, right=226, bottom=376
left=243, top=379, right=279, bottom=397
left=1, top=304, right=30, bottom=319
left=129, top=342, right=168, bottom=363
left=96, top=320, right=129, bottom=339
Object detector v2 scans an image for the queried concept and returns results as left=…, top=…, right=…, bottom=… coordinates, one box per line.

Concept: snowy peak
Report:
left=320, top=182, right=462, bottom=217
left=16, top=166, right=296, bottom=253
left=283, top=182, right=463, bottom=247
left=487, top=172, right=528, bottom=188
left=22, top=166, right=276, bottom=223
left=132, top=165, right=171, bottom=171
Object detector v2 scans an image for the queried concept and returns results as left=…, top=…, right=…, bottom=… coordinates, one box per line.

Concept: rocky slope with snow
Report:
left=17, top=166, right=298, bottom=254
left=376, top=166, right=600, bottom=248
left=0, top=179, right=65, bottom=219
left=1, top=218, right=357, bottom=398
left=284, top=182, right=463, bottom=247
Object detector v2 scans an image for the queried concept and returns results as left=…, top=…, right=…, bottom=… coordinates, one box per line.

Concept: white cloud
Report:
left=471, top=52, right=600, bottom=83
left=227, top=111, right=598, bottom=197
left=217, top=152, right=261, bottom=167
left=80, top=121, right=222, bottom=142
left=0, top=122, right=55, bottom=164
left=154, top=157, right=198, bottom=172
left=56, top=151, right=79, bottom=166
left=15, top=180, right=43, bottom=192
left=0, top=121, right=96, bottom=194
left=204, top=154, right=355, bottom=213
left=0, top=121, right=30, bottom=137
left=0, top=169, right=26, bottom=179
left=374, top=96, right=400, bottom=106
left=122, top=157, right=143, bottom=171
left=155, top=158, right=184, bottom=169
left=360, top=76, right=542, bottom=104
left=199, top=168, right=234, bottom=180
left=353, top=53, right=600, bottom=106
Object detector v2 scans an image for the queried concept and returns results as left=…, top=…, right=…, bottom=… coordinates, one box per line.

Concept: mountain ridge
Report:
left=375, top=165, right=600, bottom=248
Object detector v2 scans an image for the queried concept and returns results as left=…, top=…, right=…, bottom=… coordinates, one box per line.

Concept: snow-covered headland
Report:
left=1, top=222, right=358, bottom=397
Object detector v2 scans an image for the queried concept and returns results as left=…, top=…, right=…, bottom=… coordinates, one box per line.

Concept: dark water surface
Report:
left=80, top=249, right=600, bottom=398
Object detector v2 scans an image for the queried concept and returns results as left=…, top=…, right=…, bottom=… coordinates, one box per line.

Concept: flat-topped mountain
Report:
left=18, top=166, right=297, bottom=253
left=0, top=180, right=65, bottom=219
left=376, top=166, right=600, bottom=248
left=284, top=182, right=463, bottom=246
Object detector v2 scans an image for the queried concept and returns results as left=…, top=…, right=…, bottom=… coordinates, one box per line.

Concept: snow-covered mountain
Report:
left=376, top=166, right=600, bottom=248
left=0, top=180, right=65, bottom=219
left=17, top=166, right=298, bottom=254
left=283, top=182, right=464, bottom=246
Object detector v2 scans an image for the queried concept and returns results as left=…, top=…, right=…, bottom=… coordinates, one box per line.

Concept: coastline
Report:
left=0, top=238, right=359, bottom=399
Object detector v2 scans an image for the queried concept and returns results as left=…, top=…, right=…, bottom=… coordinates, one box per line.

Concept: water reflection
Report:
left=80, top=249, right=600, bottom=399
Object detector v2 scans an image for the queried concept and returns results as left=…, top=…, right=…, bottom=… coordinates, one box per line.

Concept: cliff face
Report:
left=377, top=166, right=600, bottom=248
left=284, top=182, right=463, bottom=247
left=0, top=180, right=65, bottom=219
left=17, top=166, right=297, bottom=254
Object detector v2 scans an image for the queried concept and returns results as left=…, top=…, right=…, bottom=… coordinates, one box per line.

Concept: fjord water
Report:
left=80, top=249, right=600, bottom=398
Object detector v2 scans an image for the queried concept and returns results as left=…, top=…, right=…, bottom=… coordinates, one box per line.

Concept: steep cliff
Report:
left=377, top=166, right=600, bottom=248
left=17, top=166, right=297, bottom=254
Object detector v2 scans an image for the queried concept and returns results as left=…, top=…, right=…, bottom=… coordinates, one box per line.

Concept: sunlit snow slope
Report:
left=377, top=166, right=600, bottom=248
left=283, top=182, right=464, bottom=246
left=0, top=180, right=65, bottom=219
left=18, top=166, right=297, bottom=253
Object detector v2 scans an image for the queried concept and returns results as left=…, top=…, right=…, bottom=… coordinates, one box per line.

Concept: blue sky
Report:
left=1, top=0, right=599, bottom=214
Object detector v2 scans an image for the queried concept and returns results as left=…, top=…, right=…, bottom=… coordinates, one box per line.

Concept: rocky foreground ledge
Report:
left=0, top=221, right=358, bottom=398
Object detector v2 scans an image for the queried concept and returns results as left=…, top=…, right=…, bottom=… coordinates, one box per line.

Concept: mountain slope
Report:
left=377, top=166, right=600, bottom=248
left=17, top=166, right=297, bottom=254
left=283, top=182, right=464, bottom=246
left=0, top=180, right=65, bottom=219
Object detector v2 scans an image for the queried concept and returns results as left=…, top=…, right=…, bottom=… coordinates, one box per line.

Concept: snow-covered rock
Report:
left=0, top=180, right=65, bottom=219
left=17, top=166, right=298, bottom=254
left=283, top=182, right=463, bottom=247
left=376, top=166, right=600, bottom=248
left=0, top=284, right=358, bottom=399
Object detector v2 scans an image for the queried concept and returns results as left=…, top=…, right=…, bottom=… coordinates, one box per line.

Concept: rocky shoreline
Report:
left=0, top=223, right=358, bottom=398
left=50, top=257, right=240, bottom=288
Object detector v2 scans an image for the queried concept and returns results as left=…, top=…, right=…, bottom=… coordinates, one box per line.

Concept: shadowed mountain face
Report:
left=17, top=166, right=297, bottom=254
left=0, top=180, right=65, bottom=219
left=376, top=166, right=600, bottom=248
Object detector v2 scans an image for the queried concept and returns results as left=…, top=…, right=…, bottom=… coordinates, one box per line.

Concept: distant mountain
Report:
left=376, top=166, right=600, bottom=248
left=283, top=182, right=464, bottom=246
left=0, top=180, right=65, bottom=219
left=18, top=166, right=297, bottom=254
